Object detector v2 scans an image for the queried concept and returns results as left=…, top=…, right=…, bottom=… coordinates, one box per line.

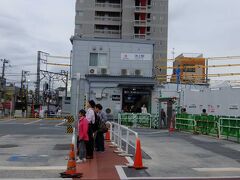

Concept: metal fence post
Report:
left=117, top=122, right=121, bottom=147
left=148, top=113, right=152, bottom=128
left=110, top=123, right=113, bottom=141
left=126, top=129, right=129, bottom=154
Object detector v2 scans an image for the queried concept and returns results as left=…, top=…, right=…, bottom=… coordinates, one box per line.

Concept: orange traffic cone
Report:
left=105, top=130, right=111, bottom=141
left=128, top=138, right=147, bottom=169
left=60, top=144, right=82, bottom=178
left=169, top=120, right=175, bottom=133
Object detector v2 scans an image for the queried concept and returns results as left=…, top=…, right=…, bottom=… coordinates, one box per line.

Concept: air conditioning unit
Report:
left=121, top=69, right=129, bottom=76
left=135, top=69, right=142, bottom=76
left=89, top=67, right=98, bottom=75
left=100, top=68, right=109, bottom=75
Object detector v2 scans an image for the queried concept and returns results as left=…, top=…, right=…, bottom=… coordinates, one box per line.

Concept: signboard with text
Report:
left=112, top=95, right=121, bottom=101
left=121, top=53, right=152, bottom=61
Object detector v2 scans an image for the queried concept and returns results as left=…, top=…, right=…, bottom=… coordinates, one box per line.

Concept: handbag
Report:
left=99, top=121, right=108, bottom=133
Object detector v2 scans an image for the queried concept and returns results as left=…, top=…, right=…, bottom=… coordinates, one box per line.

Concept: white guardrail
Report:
left=109, top=121, right=138, bottom=157
left=72, top=121, right=139, bottom=158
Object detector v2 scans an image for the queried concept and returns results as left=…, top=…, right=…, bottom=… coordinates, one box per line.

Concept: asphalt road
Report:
left=0, top=118, right=72, bottom=179
left=126, top=128, right=240, bottom=180
left=1, top=119, right=240, bottom=180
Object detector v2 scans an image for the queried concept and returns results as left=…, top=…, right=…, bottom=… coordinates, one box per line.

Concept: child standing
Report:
left=77, top=109, right=89, bottom=163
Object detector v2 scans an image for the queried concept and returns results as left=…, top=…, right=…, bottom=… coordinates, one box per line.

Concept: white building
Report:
left=70, top=37, right=159, bottom=118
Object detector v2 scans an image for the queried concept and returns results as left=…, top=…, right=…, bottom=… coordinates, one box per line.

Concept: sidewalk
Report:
left=75, top=141, right=127, bottom=180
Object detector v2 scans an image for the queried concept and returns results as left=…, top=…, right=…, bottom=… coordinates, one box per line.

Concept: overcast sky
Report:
left=0, top=0, right=240, bottom=85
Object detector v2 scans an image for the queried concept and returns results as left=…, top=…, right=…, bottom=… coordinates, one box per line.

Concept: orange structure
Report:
left=171, top=53, right=206, bottom=84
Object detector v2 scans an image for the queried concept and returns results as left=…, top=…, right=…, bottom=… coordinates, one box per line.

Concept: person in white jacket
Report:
left=85, top=100, right=95, bottom=159
left=141, top=104, right=148, bottom=114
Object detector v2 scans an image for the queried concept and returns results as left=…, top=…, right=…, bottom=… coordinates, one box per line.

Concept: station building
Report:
left=70, top=37, right=161, bottom=117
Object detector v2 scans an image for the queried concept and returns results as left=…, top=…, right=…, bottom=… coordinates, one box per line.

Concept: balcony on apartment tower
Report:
left=94, top=25, right=121, bottom=38
left=95, top=0, right=121, bottom=12
left=95, top=11, right=121, bottom=26
left=135, top=0, right=152, bottom=12
left=134, top=1, right=151, bottom=40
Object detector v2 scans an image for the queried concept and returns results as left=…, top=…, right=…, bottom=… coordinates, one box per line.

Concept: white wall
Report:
left=161, top=83, right=240, bottom=116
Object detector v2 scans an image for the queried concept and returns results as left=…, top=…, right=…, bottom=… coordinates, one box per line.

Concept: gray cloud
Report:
left=0, top=0, right=239, bottom=84
left=169, top=0, right=240, bottom=57
left=0, top=0, right=75, bottom=84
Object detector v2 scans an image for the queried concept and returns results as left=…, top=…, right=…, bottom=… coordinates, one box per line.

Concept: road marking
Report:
left=193, top=167, right=240, bottom=172
left=0, top=119, right=16, bottom=123
left=24, top=119, right=42, bottom=125
left=115, top=165, right=240, bottom=180
left=0, top=166, right=66, bottom=171
left=1, top=178, right=72, bottom=180
left=127, top=176, right=240, bottom=179
left=55, top=121, right=66, bottom=127
left=115, top=165, right=128, bottom=180
left=39, top=155, right=48, bottom=157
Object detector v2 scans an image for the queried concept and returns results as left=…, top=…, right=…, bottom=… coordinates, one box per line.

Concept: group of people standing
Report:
left=77, top=100, right=107, bottom=163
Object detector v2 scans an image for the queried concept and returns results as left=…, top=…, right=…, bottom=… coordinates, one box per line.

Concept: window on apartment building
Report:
left=147, top=13, right=151, bottom=19
left=89, top=53, right=108, bottom=67
left=135, top=0, right=140, bottom=6
left=76, top=11, right=83, bottom=16
left=147, top=27, right=151, bottom=32
left=76, top=24, right=82, bottom=29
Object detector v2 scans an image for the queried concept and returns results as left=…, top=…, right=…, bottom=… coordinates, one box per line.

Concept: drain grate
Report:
left=0, top=144, right=18, bottom=148
left=53, top=144, right=70, bottom=150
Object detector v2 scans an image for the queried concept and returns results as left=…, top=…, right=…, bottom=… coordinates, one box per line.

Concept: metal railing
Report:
left=109, top=121, right=138, bottom=156
left=134, top=5, right=152, bottom=11
left=219, top=117, right=240, bottom=142
left=94, top=29, right=121, bottom=35
left=95, top=16, right=121, bottom=22
left=119, top=113, right=152, bottom=128
left=134, top=19, right=151, bottom=25
left=176, top=114, right=240, bottom=143
left=176, top=114, right=196, bottom=132
left=95, top=3, right=121, bottom=9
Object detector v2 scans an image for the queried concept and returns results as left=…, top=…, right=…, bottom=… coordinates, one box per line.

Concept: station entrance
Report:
left=122, top=88, right=151, bottom=113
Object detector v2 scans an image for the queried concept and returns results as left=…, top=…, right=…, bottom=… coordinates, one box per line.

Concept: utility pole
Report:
left=61, top=70, right=69, bottom=98
left=0, top=59, right=9, bottom=106
left=65, top=72, right=68, bottom=98
left=21, top=70, right=29, bottom=117
left=1, top=59, right=9, bottom=79
left=36, top=51, right=41, bottom=105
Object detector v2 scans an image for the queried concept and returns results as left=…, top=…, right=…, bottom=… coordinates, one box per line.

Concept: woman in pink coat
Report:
left=77, top=109, right=89, bottom=163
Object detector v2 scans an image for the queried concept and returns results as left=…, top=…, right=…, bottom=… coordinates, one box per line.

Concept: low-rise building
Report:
left=70, top=37, right=157, bottom=117
left=171, top=53, right=206, bottom=84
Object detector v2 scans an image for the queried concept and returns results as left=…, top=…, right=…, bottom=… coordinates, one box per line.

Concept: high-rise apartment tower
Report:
left=75, top=0, right=168, bottom=76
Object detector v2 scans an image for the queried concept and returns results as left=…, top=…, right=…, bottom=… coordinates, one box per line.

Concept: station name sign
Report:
left=121, top=53, right=152, bottom=61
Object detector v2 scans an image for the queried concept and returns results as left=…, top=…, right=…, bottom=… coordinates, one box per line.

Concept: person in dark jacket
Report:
left=95, top=103, right=107, bottom=152
left=160, top=108, right=166, bottom=128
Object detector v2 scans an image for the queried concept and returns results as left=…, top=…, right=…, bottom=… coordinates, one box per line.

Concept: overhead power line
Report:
left=166, top=55, right=240, bottom=61
left=46, top=55, right=70, bottom=59
left=157, top=73, right=240, bottom=78
left=156, top=63, right=240, bottom=70
left=46, top=62, right=71, bottom=67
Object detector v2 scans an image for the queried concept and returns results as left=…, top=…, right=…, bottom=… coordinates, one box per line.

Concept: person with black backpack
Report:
left=85, top=100, right=96, bottom=159
left=95, top=104, right=107, bottom=152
